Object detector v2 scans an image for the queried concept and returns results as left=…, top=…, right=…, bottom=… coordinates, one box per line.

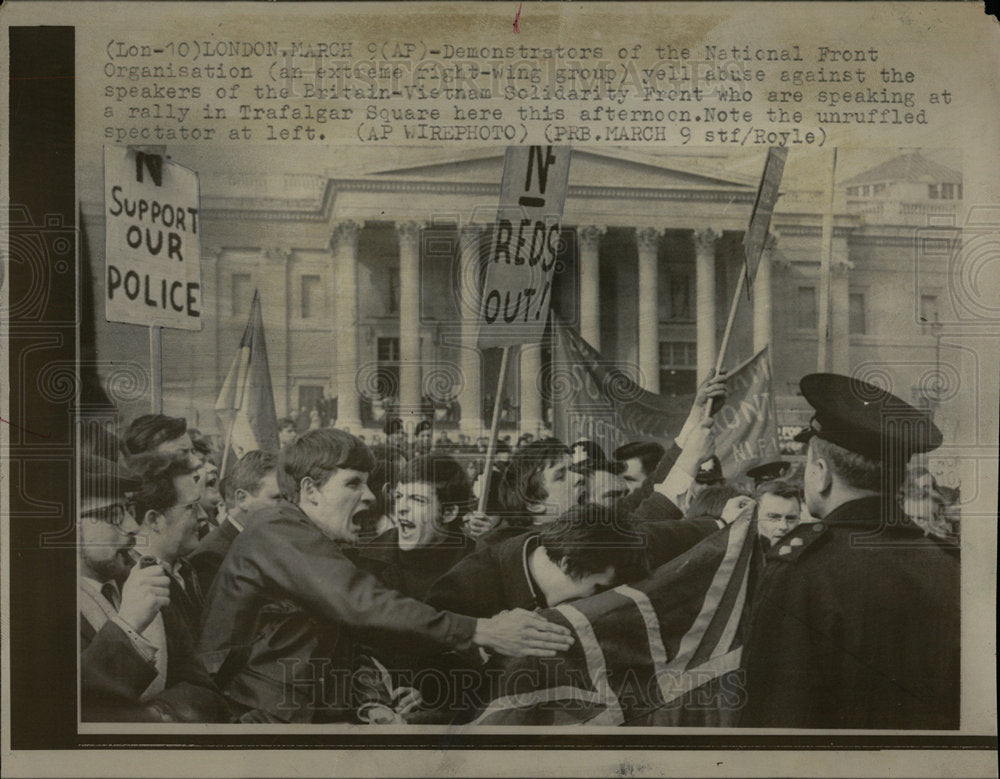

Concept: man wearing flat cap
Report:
left=739, top=374, right=959, bottom=730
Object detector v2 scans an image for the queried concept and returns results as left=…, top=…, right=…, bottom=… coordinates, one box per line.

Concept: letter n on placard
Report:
left=478, top=146, right=572, bottom=349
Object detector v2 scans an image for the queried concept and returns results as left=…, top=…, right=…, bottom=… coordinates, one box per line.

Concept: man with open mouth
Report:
left=198, top=428, right=575, bottom=723
left=358, top=452, right=477, bottom=600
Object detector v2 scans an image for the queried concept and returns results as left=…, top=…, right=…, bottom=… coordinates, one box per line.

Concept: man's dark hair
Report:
left=498, top=438, right=570, bottom=514
left=277, top=417, right=296, bottom=432
left=686, top=484, right=747, bottom=521
left=613, top=440, right=666, bottom=477
left=415, top=420, right=432, bottom=436
left=124, top=414, right=187, bottom=456
left=384, top=417, right=404, bottom=436
left=187, top=428, right=215, bottom=462
left=754, top=479, right=802, bottom=502
left=222, top=450, right=279, bottom=508
left=279, top=428, right=375, bottom=504
left=130, top=451, right=197, bottom=521
left=396, top=453, right=472, bottom=520
left=539, top=504, right=648, bottom=583
left=364, top=444, right=406, bottom=531
left=810, top=437, right=886, bottom=492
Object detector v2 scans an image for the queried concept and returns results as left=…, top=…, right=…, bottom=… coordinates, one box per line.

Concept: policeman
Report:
left=739, top=373, right=959, bottom=730
left=744, top=459, right=791, bottom=490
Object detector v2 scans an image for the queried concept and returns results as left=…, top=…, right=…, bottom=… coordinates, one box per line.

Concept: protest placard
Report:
left=477, top=145, right=571, bottom=349
left=104, top=145, right=202, bottom=330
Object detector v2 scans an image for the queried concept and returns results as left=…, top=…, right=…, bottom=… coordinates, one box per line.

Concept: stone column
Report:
left=196, top=248, right=221, bottom=430
left=263, top=247, right=290, bottom=417
left=396, top=221, right=423, bottom=418
left=694, top=228, right=720, bottom=382
left=636, top=226, right=661, bottom=393
left=753, top=232, right=776, bottom=355
left=330, top=220, right=362, bottom=432
left=830, top=248, right=853, bottom=375
left=458, top=224, right=485, bottom=435
left=519, top=342, right=544, bottom=438
left=578, top=225, right=605, bottom=351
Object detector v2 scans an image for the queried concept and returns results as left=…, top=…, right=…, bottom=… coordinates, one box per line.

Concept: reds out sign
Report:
left=104, top=146, right=202, bottom=330
left=478, top=146, right=571, bottom=348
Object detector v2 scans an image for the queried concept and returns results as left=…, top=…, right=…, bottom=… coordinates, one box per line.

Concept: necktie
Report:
left=101, top=581, right=122, bottom=610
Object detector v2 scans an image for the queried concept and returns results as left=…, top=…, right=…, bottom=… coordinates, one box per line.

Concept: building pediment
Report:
left=366, top=148, right=757, bottom=192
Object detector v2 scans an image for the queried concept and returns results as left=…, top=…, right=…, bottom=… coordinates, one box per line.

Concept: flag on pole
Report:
left=550, top=318, right=780, bottom=479
left=215, top=290, right=279, bottom=466
left=742, top=147, right=788, bottom=297
left=471, top=517, right=756, bottom=726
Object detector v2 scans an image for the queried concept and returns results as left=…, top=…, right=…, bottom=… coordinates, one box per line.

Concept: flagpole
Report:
left=702, top=148, right=787, bottom=421
left=702, top=262, right=747, bottom=422
left=477, top=345, right=511, bottom=515
left=149, top=326, right=163, bottom=413
left=220, top=293, right=258, bottom=475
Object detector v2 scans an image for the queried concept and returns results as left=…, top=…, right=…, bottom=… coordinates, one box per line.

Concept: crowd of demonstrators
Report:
left=196, top=429, right=574, bottom=723
left=76, top=364, right=959, bottom=728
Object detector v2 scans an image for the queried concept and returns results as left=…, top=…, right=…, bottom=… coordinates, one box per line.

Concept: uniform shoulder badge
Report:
left=767, top=522, right=827, bottom=562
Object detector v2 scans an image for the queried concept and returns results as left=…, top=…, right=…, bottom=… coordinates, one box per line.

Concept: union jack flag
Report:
left=472, top=518, right=755, bottom=726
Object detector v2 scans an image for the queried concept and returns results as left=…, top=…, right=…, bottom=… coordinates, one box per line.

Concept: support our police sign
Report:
left=477, top=146, right=571, bottom=348
left=104, top=146, right=202, bottom=330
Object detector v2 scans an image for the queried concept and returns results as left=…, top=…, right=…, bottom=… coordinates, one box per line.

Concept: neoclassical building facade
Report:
left=83, top=148, right=964, bottom=447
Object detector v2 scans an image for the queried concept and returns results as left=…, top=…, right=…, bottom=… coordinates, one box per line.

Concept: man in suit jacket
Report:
left=78, top=452, right=227, bottom=722
left=189, top=450, right=282, bottom=593
left=129, top=452, right=208, bottom=632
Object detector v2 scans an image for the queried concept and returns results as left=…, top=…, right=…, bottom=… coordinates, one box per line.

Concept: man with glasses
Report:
left=79, top=452, right=226, bottom=722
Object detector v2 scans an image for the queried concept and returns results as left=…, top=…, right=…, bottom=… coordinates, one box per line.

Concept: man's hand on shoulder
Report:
left=473, top=608, right=575, bottom=657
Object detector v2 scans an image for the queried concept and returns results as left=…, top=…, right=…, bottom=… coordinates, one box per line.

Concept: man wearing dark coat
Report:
left=739, top=373, right=960, bottom=730
left=356, top=452, right=476, bottom=600
left=189, top=450, right=282, bottom=593
left=427, top=505, right=722, bottom=619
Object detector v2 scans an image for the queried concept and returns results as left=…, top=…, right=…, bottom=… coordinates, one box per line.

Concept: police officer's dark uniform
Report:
left=745, top=459, right=792, bottom=490
left=739, top=374, right=959, bottom=729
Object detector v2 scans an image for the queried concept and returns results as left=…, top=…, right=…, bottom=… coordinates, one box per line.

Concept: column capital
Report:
left=459, top=222, right=483, bottom=240
left=458, top=223, right=483, bottom=257
left=831, top=258, right=855, bottom=277
left=265, top=246, right=292, bottom=263
left=636, top=226, right=662, bottom=252
left=330, top=220, right=361, bottom=253
left=395, top=220, right=423, bottom=249
left=577, top=224, right=606, bottom=250
left=693, top=227, right=721, bottom=253
left=203, top=246, right=224, bottom=261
